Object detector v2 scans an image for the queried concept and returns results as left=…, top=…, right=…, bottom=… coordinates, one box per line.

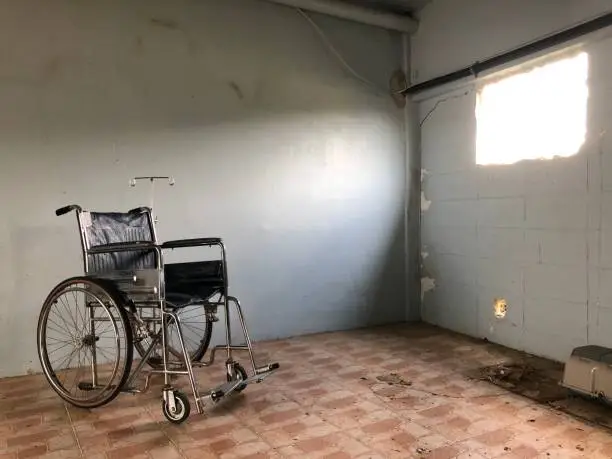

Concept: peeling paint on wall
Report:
left=421, top=276, right=436, bottom=301
left=493, top=298, right=507, bottom=319
left=420, top=169, right=431, bottom=213
left=421, top=191, right=431, bottom=212
left=421, top=249, right=429, bottom=260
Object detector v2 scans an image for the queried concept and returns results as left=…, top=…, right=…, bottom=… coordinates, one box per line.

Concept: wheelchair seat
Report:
left=164, top=261, right=224, bottom=307
left=82, top=210, right=225, bottom=308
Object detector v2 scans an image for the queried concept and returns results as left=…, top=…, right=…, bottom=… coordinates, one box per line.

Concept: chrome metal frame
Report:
left=43, top=204, right=279, bottom=421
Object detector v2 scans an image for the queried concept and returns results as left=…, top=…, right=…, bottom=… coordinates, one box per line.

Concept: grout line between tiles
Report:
left=143, top=403, right=188, bottom=459
left=64, top=403, right=85, bottom=459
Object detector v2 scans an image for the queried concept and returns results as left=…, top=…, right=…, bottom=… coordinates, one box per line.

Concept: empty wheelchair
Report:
left=37, top=204, right=279, bottom=423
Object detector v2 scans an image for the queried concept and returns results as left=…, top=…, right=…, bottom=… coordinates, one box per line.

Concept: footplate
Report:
left=196, top=380, right=242, bottom=407
left=251, top=362, right=280, bottom=383
left=195, top=362, right=280, bottom=408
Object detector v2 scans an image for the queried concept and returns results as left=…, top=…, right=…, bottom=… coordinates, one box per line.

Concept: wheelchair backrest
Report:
left=80, top=210, right=157, bottom=274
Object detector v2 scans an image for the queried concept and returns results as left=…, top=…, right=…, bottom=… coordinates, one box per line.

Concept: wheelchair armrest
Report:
left=161, top=238, right=222, bottom=249
left=56, top=205, right=82, bottom=216
left=88, top=241, right=160, bottom=254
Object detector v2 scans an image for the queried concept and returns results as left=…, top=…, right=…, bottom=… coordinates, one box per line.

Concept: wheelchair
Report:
left=36, top=204, right=279, bottom=423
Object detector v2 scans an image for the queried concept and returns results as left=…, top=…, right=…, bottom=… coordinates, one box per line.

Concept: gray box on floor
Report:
left=561, top=345, right=612, bottom=399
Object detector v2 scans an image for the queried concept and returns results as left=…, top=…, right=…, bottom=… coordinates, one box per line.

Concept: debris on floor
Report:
left=376, top=373, right=412, bottom=386
left=463, top=338, right=612, bottom=434
left=469, top=361, right=568, bottom=403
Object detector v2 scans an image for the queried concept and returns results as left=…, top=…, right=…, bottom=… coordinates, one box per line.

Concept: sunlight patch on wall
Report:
left=476, top=52, right=589, bottom=166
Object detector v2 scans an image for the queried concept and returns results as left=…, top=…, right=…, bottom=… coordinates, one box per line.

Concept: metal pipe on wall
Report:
left=262, top=0, right=418, bottom=33
left=404, top=10, right=612, bottom=95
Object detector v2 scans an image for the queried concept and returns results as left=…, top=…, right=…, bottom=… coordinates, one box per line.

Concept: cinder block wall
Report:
left=413, top=0, right=612, bottom=362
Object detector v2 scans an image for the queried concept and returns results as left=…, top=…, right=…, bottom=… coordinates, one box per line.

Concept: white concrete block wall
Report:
left=0, top=0, right=410, bottom=377
left=415, top=0, right=612, bottom=362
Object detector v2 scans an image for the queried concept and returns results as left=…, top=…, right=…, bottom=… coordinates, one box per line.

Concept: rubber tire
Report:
left=37, top=276, right=134, bottom=409
left=162, top=391, right=191, bottom=424
left=228, top=363, right=248, bottom=393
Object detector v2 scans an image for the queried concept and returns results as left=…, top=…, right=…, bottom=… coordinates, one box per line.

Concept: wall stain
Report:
left=134, top=35, right=144, bottom=54
left=148, top=17, right=197, bottom=55
left=228, top=81, right=244, bottom=101
left=150, top=17, right=180, bottom=30
left=43, top=56, right=63, bottom=80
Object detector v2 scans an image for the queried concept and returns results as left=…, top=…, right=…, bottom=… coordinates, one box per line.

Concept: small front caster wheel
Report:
left=228, top=363, right=248, bottom=393
left=162, top=391, right=190, bottom=424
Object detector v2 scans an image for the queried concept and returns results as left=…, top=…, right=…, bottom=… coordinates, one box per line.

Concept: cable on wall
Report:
left=405, top=10, right=612, bottom=96
left=419, top=89, right=473, bottom=127
left=296, top=8, right=390, bottom=96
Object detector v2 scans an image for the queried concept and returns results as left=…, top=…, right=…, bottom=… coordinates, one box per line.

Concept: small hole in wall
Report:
left=493, top=298, right=507, bottom=319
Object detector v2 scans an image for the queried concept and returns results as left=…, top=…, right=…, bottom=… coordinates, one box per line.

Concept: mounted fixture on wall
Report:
left=389, top=69, right=409, bottom=108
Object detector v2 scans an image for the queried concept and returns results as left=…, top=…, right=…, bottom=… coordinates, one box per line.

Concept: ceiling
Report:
left=339, top=0, right=430, bottom=16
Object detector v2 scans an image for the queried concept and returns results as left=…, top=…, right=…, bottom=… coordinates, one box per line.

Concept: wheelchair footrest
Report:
left=197, top=379, right=247, bottom=406
left=210, top=389, right=225, bottom=402
left=255, top=362, right=280, bottom=374
left=248, top=362, right=280, bottom=384
left=191, top=362, right=280, bottom=414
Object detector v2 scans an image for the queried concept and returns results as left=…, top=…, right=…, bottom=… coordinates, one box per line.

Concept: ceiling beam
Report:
left=262, top=0, right=418, bottom=33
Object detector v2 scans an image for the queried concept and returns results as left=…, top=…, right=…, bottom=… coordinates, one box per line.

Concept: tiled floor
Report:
left=2, top=323, right=612, bottom=458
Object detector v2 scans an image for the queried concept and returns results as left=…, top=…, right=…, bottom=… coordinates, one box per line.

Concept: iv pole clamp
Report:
left=129, top=176, right=175, bottom=224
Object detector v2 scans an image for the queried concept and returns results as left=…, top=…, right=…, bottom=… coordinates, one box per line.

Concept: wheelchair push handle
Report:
left=128, top=206, right=152, bottom=215
left=55, top=205, right=82, bottom=216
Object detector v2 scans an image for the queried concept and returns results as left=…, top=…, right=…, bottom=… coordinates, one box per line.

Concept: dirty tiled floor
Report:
left=2, top=323, right=612, bottom=458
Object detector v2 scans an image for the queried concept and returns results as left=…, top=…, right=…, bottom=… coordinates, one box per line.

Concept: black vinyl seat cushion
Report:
left=164, top=260, right=224, bottom=307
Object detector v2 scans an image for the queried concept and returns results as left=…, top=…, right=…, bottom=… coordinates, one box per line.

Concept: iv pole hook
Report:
left=129, top=176, right=175, bottom=224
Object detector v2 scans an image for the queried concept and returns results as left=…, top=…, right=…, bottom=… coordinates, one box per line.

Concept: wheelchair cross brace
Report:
left=86, top=294, right=279, bottom=416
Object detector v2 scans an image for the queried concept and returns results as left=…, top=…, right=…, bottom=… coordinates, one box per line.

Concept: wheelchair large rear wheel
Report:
left=37, top=277, right=134, bottom=409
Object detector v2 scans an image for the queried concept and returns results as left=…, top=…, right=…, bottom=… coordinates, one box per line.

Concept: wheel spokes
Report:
left=40, top=281, right=129, bottom=406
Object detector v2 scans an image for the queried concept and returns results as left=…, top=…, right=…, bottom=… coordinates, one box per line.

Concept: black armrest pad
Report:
left=162, top=238, right=222, bottom=249
left=89, top=241, right=159, bottom=254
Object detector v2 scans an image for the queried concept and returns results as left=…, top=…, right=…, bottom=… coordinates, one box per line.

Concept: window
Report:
left=475, top=52, right=589, bottom=166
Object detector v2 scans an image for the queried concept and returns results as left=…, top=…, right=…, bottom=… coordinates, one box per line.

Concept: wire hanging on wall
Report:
left=296, top=8, right=406, bottom=97
left=419, top=89, right=473, bottom=127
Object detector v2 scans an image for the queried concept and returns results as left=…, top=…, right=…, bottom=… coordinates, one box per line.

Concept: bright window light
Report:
left=476, top=52, right=589, bottom=166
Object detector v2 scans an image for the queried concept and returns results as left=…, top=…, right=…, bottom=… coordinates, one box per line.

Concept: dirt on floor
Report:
left=460, top=337, right=612, bottom=431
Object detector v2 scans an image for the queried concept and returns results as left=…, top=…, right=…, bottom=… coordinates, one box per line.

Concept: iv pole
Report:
left=129, top=176, right=175, bottom=225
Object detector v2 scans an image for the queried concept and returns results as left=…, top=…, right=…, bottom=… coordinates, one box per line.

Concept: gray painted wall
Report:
left=0, top=0, right=410, bottom=378
left=414, top=0, right=612, bottom=362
